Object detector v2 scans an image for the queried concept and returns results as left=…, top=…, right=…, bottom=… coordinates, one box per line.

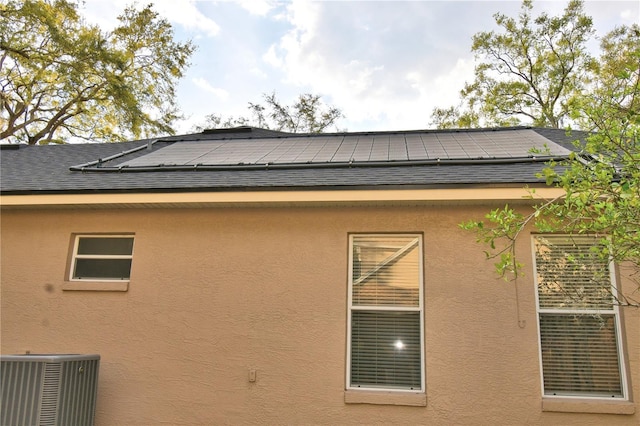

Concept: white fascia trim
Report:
left=0, top=187, right=565, bottom=208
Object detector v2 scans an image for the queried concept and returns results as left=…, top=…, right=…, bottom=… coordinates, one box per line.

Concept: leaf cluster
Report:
left=193, top=92, right=344, bottom=133
left=462, top=127, right=639, bottom=306
left=431, top=0, right=594, bottom=129
left=459, top=21, right=640, bottom=306
left=1, top=0, right=195, bottom=144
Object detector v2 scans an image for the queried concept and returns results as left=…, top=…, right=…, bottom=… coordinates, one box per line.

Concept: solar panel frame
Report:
left=116, top=129, right=571, bottom=168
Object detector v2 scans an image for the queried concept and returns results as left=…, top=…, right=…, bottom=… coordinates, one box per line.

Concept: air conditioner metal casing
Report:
left=1, top=354, right=100, bottom=426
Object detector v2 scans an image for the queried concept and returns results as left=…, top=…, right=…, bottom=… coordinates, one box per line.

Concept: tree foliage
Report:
left=1, top=0, right=194, bottom=144
left=431, top=0, right=594, bottom=129
left=193, top=92, right=344, bottom=133
left=461, top=23, right=640, bottom=306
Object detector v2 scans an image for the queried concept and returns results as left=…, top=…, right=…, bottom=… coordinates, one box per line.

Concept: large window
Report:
left=533, top=235, right=628, bottom=399
left=70, top=235, right=134, bottom=281
left=347, top=234, right=424, bottom=392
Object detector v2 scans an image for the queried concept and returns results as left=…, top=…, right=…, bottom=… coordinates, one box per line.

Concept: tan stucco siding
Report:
left=1, top=205, right=638, bottom=425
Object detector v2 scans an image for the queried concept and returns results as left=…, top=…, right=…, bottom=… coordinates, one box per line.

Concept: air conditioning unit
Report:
left=1, top=354, right=100, bottom=426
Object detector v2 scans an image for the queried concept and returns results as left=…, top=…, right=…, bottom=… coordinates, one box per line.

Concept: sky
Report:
left=78, top=0, right=640, bottom=134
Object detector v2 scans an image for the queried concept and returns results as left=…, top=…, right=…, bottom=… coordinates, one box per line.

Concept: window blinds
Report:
left=349, top=235, right=423, bottom=391
left=539, top=314, right=622, bottom=397
left=534, top=236, right=613, bottom=310
left=351, top=311, right=421, bottom=389
left=534, top=235, right=624, bottom=398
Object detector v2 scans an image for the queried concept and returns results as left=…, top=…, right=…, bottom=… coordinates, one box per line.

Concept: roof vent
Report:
left=201, top=126, right=253, bottom=135
left=0, top=144, right=21, bottom=150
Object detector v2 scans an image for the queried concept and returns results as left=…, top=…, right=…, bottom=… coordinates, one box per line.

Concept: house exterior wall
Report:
left=1, top=204, right=638, bottom=425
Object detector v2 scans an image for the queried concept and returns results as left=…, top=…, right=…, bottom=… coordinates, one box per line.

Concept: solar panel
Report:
left=117, top=129, right=571, bottom=168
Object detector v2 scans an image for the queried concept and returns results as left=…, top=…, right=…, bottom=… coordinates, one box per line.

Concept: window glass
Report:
left=539, top=314, right=622, bottom=397
left=352, top=236, right=420, bottom=307
left=77, top=237, right=134, bottom=256
left=73, top=259, right=132, bottom=280
left=348, top=234, right=424, bottom=392
left=534, top=235, right=626, bottom=399
left=71, top=235, right=134, bottom=281
left=535, top=237, right=613, bottom=309
left=351, top=311, right=421, bottom=389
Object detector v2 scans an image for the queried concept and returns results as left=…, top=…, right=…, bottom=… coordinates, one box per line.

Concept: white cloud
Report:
left=260, top=1, right=481, bottom=130
left=76, top=0, right=639, bottom=134
left=249, top=67, right=268, bottom=79
left=154, top=0, right=220, bottom=37
left=234, top=0, right=276, bottom=17
left=345, top=61, right=384, bottom=94
left=192, top=78, right=229, bottom=100
left=619, top=9, right=633, bottom=20
left=258, top=0, right=640, bottom=131
left=79, top=0, right=219, bottom=37
left=262, top=45, right=282, bottom=68
left=77, top=1, right=121, bottom=31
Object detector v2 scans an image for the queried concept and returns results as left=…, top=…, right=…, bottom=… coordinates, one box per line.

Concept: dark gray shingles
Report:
left=532, top=128, right=588, bottom=150
left=1, top=127, right=575, bottom=194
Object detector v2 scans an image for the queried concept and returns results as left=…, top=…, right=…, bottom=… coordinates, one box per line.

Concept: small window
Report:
left=347, top=234, right=424, bottom=392
left=70, top=235, right=134, bottom=281
left=533, top=235, right=628, bottom=399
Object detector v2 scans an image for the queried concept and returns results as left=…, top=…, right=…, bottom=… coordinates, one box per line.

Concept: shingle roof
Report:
left=116, top=128, right=568, bottom=168
left=0, top=126, right=585, bottom=195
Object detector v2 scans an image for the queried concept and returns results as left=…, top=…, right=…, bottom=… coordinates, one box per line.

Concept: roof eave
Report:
left=0, top=184, right=564, bottom=209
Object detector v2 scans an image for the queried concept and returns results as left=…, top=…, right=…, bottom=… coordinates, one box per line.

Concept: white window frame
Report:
left=532, top=235, right=629, bottom=400
left=69, top=234, right=134, bottom=282
left=346, top=233, right=425, bottom=393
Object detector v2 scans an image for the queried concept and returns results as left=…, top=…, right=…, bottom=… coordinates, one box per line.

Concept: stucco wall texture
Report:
left=1, top=205, right=638, bottom=425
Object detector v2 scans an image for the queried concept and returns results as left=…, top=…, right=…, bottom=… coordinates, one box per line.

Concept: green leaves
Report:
left=430, top=0, right=594, bottom=129
left=1, top=0, right=194, bottom=144
left=463, top=127, right=640, bottom=304
left=193, top=92, right=344, bottom=134
left=432, top=0, right=638, bottom=303
left=460, top=205, right=529, bottom=279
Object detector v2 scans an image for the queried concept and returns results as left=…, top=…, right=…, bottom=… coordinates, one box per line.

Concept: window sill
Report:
left=344, top=390, right=426, bottom=406
left=542, top=398, right=635, bottom=415
left=63, top=281, right=129, bottom=292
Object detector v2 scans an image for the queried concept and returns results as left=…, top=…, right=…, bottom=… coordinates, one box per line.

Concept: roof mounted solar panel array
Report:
left=117, top=129, right=570, bottom=169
